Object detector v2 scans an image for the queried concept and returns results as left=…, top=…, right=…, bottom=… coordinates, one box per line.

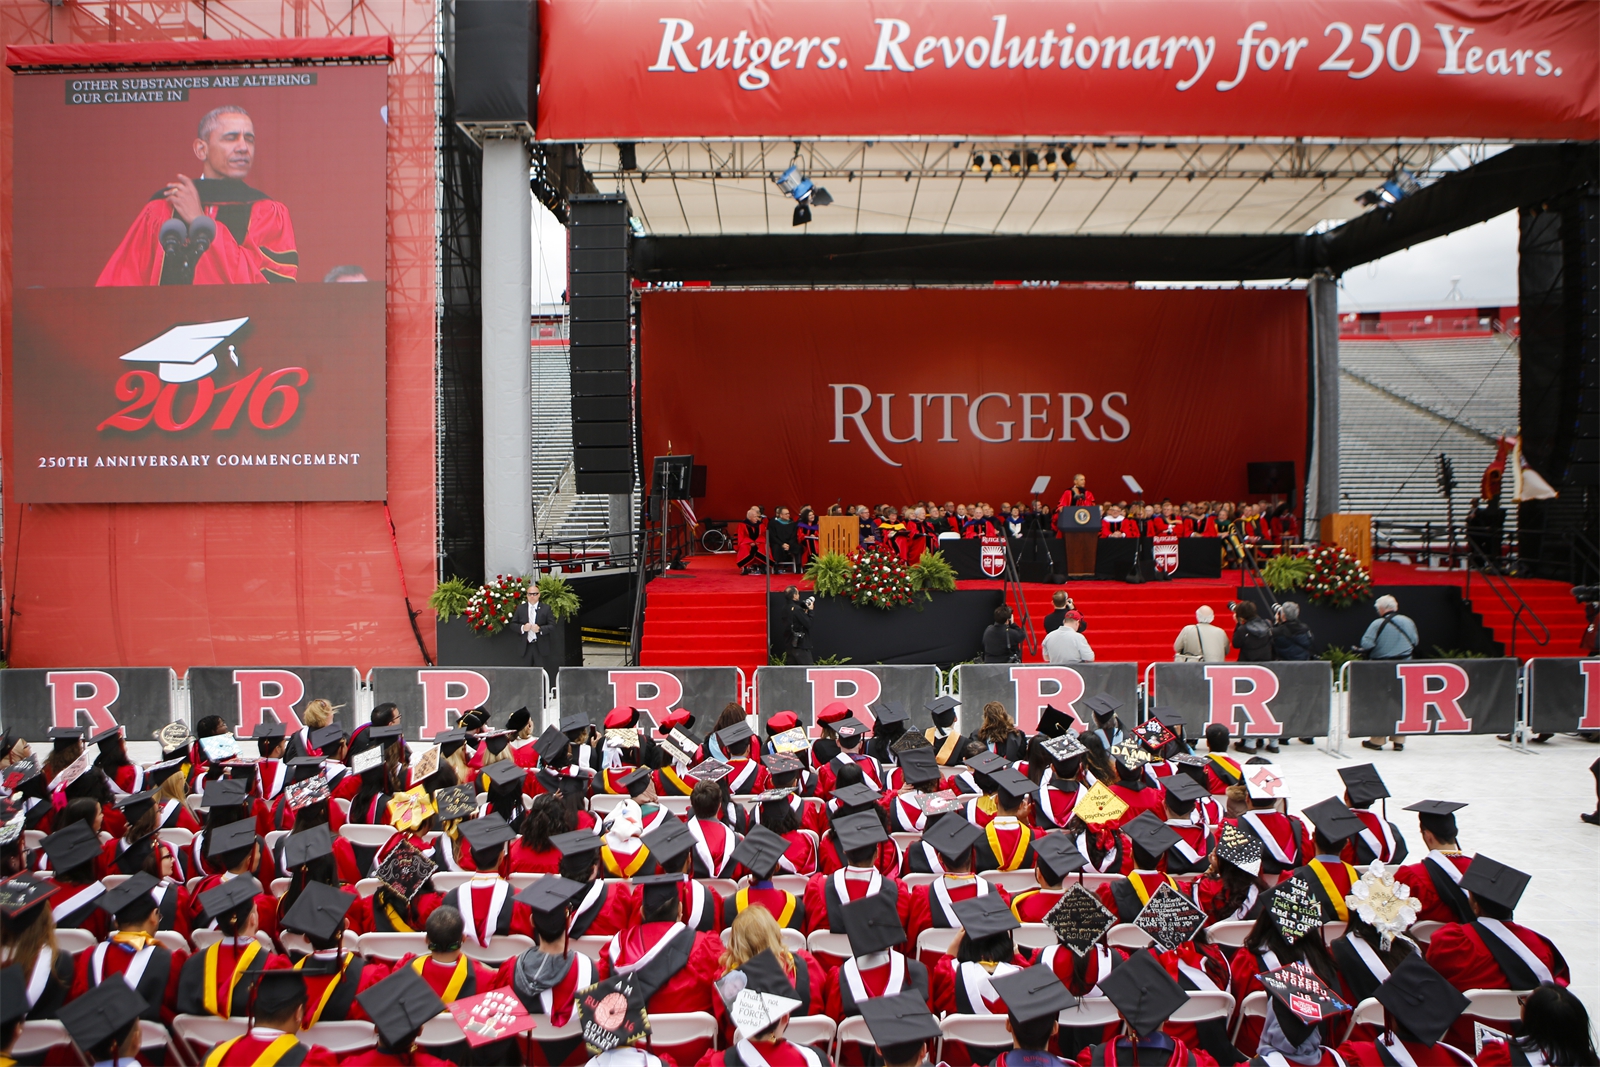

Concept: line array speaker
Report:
left=568, top=194, right=634, bottom=495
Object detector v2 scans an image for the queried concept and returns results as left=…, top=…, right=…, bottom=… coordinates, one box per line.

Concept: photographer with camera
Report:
left=1230, top=600, right=1278, bottom=754
left=981, top=605, right=1026, bottom=663
left=781, top=585, right=816, bottom=665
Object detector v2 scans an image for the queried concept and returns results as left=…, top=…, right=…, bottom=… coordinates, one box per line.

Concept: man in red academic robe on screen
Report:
left=98, top=105, right=298, bottom=286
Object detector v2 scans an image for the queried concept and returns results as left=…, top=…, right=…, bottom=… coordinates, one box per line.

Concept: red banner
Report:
left=639, top=287, right=1306, bottom=519
left=537, top=0, right=1598, bottom=141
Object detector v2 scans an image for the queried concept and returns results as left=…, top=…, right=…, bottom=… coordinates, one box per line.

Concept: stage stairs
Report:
left=1003, top=581, right=1240, bottom=674
left=638, top=567, right=769, bottom=682
left=1462, top=579, right=1588, bottom=660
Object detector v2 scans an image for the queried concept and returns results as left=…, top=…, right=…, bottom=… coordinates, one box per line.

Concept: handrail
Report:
left=1226, top=532, right=1278, bottom=617
left=531, top=456, right=575, bottom=540
left=1463, top=534, right=1550, bottom=657
left=1002, top=538, right=1039, bottom=656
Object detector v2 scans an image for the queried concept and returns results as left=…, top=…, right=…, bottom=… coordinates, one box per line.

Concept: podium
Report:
left=1056, top=505, right=1102, bottom=577
left=818, top=516, right=858, bottom=557
left=1319, top=513, right=1372, bottom=568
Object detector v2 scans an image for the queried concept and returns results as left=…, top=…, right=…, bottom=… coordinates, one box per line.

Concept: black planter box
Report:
left=769, top=590, right=1005, bottom=666
left=435, top=615, right=583, bottom=673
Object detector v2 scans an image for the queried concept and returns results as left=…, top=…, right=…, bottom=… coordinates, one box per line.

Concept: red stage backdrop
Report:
left=640, top=288, right=1306, bottom=516
left=538, top=0, right=1598, bottom=141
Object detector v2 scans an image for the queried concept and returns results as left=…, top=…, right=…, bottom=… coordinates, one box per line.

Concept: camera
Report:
left=1227, top=601, right=1239, bottom=612
left=1574, top=586, right=1599, bottom=604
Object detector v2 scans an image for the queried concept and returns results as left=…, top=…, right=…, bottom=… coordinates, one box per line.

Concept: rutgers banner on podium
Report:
left=1151, top=661, right=1332, bottom=738
left=0, top=668, right=175, bottom=741
left=753, top=665, right=940, bottom=734
left=1345, top=658, right=1518, bottom=737
left=368, top=668, right=547, bottom=741
left=954, top=663, right=1138, bottom=734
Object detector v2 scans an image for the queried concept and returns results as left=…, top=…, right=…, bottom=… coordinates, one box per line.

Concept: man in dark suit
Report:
left=513, top=586, right=557, bottom=670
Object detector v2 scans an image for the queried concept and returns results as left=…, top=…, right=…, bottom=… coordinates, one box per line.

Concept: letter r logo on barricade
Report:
left=233, top=669, right=306, bottom=737
left=1009, top=666, right=1086, bottom=734
left=1203, top=665, right=1283, bottom=736
left=608, top=670, right=684, bottom=727
left=1393, top=663, right=1473, bottom=733
left=806, top=668, right=882, bottom=727
left=1579, top=661, right=1600, bottom=732
left=418, top=670, right=492, bottom=739
left=45, top=671, right=121, bottom=733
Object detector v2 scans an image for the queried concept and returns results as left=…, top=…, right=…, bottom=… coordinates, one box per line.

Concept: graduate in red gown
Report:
left=1335, top=955, right=1477, bottom=1066
left=1393, top=801, right=1476, bottom=925
left=438, top=814, right=535, bottom=945
left=554, top=830, right=636, bottom=939
left=1335, top=764, right=1409, bottom=866
left=175, top=876, right=292, bottom=1017
left=67, top=872, right=187, bottom=1023
left=696, top=947, right=830, bottom=1067
left=1073, top=949, right=1219, bottom=1067
left=279, top=881, right=386, bottom=1029
left=987, top=965, right=1085, bottom=1067
left=38, top=821, right=112, bottom=938
left=1471, top=984, right=1597, bottom=1067
left=1096, top=815, right=1199, bottom=924
left=97, top=106, right=298, bottom=287
left=723, top=825, right=806, bottom=931
left=824, top=891, right=930, bottom=1022
left=55, top=973, right=163, bottom=1067
left=974, top=770, right=1038, bottom=873
left=202, top=970, right=340, bottom=1065
left=1289, top=799, right=1366, bottom=923
left=596, top=874, right=726, bottom=1020
left=804, top=809, right=911, bottom=934
left=493, top=877, right=599, bottom=1067
left=364, top=906, right=498, bottom=1011
left=184, top=816, right=281, bottom=942
left=1245, top=961, right=1352, bottom=1067
left=906, top=815, right=1009, bottom=943
left=1007, top=836, right=1083, bottom=924
left=350, top=966, right=454, bottom=1066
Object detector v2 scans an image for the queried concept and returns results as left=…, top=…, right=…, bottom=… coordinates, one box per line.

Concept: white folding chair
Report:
left=1106, top=924, right=1152, bottom=949
left=11, top=1021, right=72, bottom=1058
left=431, top=871, right=475, bottom=893
left=102, top=874, right=131, bottom=890
left=332, top=798, right=352, bottom=817
left=303, top=1021, right=379, bottom=1053
left=158, top=827, right=195, bottom=848
left=891, top=831, right=923, bottom=851
left=643, top=1011, right=718, bottom=1049
left=590, top=794, right=625, bottom=816
left=940, top=1013, right=1011, bottom=1058
left=155, top=930, right=191, bottom=954
left=1075, top=873, right=1119, bottom=890
left=417, top=1014, right=466, bottom=1047
left=916, top=926, right=962, bottom=960
left=835, top=1016, right=876, bottom=1063
left=462, top=934, right=534, bottom=965
left=98, top=831, right=114, bottom=845
left=1321, top=920, right=1349, bottom=946
left=354, top=877, right=382, bottom=897
left=770, top=874, right=810, bottom=896
left=54, top=928, right=99, bottom=954
left=785, top=1016, right=837, bottom=1051
left=23, top=830, right=47, bottom=851
left=265, top=829, right=290, bottom=853
left=1014, top=923, right=1057, bottom=951
left=1411, top=920, right=1444, bottom=945
left=510, top=872, right=544, bottom=891
left=270, top=877, right=291, bottom=897
left=191, top=929, right=276, bottom=954
left=172, top=1014, right=249, bottom=1063
left=1206, top=920, right=1253, bottom=949
left=339, top=823, right=397, bottom=849
left=1169, top=990, right=1234, bottom=1025
left=980, top=869, right=1040, bottom=894
left=1233, top=991, right=1269, bottom=1044
left=572, top=935, right=614, bottom=963
left=702, top=877, right=738, bottom=898
left=1341, top=997, right=1385, bottom=1044
left=184, top=795, right=204, bottom=814
left=138, top=1021, right=171, bottom=1055
left=1060, top=996, right=1122, bottom=1029
left=1465, top=989, right=1532, bottom=1024
left=358, top=931, right=428, bottom=961
left=902, top=872, right=937, bottom=887
left=281, top=930, right=360, bottom=956
left=781, top=927, right=807, bottom=953
left=808, top=930, right=854, bottom=962
left=658, top=796, right=692, bottom=816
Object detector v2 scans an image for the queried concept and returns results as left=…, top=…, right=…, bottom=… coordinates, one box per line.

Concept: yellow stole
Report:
left=1308, top=860, right=1356, bottom=921
left=1009, top=887, right=1040, bottom=921
left=985, top=823, right=1031, bottom=871
left=202, top=940, right=261, bottom=1017
left=294, top=951, right=355, bottom=1024
left=926, top=728, right=963, bottom=765
left=1130, top=872, right=1178, bottom=906
left=736, top=887, right=796, bottom=928
left=602, top=844, right=652, bottom=877
left=205, top=1034, right=299, bottom=1067
left=659, top=766, right=693, bottom=795
left=412, top=954, right=471, bottom=1002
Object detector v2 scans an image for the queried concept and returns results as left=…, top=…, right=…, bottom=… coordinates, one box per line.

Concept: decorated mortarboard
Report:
left=1337, top=763, right=1390, bottom=808
left=408, top=744, right=441, bottom=786
left=1072, top=781, right=1129, bottom=826
left=769, top=728, right=811, bottom=755
left=1258, top=961, right=1351, bottom=1046
left=388, top=786, right=436, bottom=832
left=1098, top=948, right=1189, bottom=1036
left=897, top=747, right=939, bottom=783
left=840, top=889, right=908, bottom=956
left=858, top=992, right=943, bottom=1049
left=249, top=722, right=288, bottom=741
left=911, top=789, right=961, bottom=816
left=965, top=751, right=1009, bottom=775
left=1045, top=885, right=1117, bottom=956
left=49, top=752, right=93, bottom=793
left=832, top=782, right=882, bottom=810
left=0, top=808, right=25, bottom=848
left=873, top=702, right=910, bottom=727
left=1303, top=797, right=1365, bottom=844
left=198, top=874, right=261, bottom=920
left=1345, top=861, right=1420, bottom=949
left=992, top=767, right=1039, bottom=802
left=1041, top=730, right=1087, bottom=763
left=687, top=758, right=733, bottom=784
left=831, top=810, right=888, bottom=852
left=285, top=773, right=332, bottom=812
left=730, top=825, right=790, bottom=880
left=458, top=813, right=517, bottom=852
left=1459, top=854, right=1531, bottom=912
left=617, top=766, right=654, bottom=798
left=1215, top=824, right=1263, bottom=876
left=1121, top=812, right=1182, bottom=858
left=515, top=875, right=588, bottom=915
left=1243, top=762, right=1289, bottom=800
left=42, top=822, right=102, bottom=872
left=3, top=757, right=41, bottom=795
left=924, top=695, right=960, bottom=721
left=376, top=839, right=437, bottom=900
left=717, top=948, right=804, bottom=1040
left=435, top=785, right=478, bottom=821
left=953, top=893, right=1020, bottom=939
left=578, top=973, right=650, bottom=1052
left=114, top=834, right=157, bottom=875
left=155, top=721, right=192, bottom=755
left=1033, top=834, right=1088, bottom=881
left=199, top=733, right=239, bottom=761
left=817, top=702, right=854, bottom=724
left=1133, top=883, right=1208, bottom=952
left=144, top=757, right=186, bottom=789
left=1132, top=714, right=1178, bottom=751
left=641, top=818, right=695, bottom=871
left=358, top=967, right=448, bottom=1049
left=87, top=725, right=124, bottom=747
left=350, top=746, right=385, bottom=775
left=1109, top=740, right=1154, bottom=771
left=560, top=713, right=592, bottom=736
left=115, top=789, right=156, bottom=823
left=206, top=818, right=259, bottom=858
left=1038, top=705, right=1079, bottom=739
left=254, top=969, right=309, bottom=1017
left=100, top=870, right=160, bottom=921
left=1402, top=799, right=1467, bottom=815
left=634, top=873, right=686, bottom=911
left=280, top=880, right=356, bottom=941
left=0, top=965, right=27, bottom=1028
left=602, top=728, right=639, bottom=753
left=533, top=725, right=570, bottom=762
left=765, top=711, right=800, bottom=733
left=309, top=725, right=346, bottom=751
left=1374, top=955, right=1470, bottom=1047
left=753, top=788, right=796, bottom=804
left=550, top=830, right=603, bottom=857
left=990, top=966, right=1078, bottom=1023
left=282, top=823, right=335, bottom=869
left=48, top=727, right=86, bottom=742
left=765, top=753, right=804, bottom=777
left=1269, top=877, right=1325, bottom=942
left=1162, top=774, right=1209, bottom=806
left=891, top=730, right=932, bottom=755
left=56, top=973, right=146, bottom=1053
left=222, top=760, right=261, bottom=783
left=833, top=718, right=868, bottom=744
left=0, top=873, right=58, bottom=916
left=482, top=759, right=527, bottom=791
left=921, top=813, right=984, bottom=862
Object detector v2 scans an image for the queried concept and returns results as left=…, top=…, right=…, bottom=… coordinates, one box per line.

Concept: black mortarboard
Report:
left=56, top=974, right=145, bottom=1053
left=115, top=789, right=156, bottom=824
left=925, top=695, right=960, bottom=724
left=641, top=818, right=695, bottom=872
left=1098, top=949, right=1189, bottom=1036
left=831, top=810, right=888, bottom=852
left=966, top=751, right=1009, bottom=775
left=1133, top=883, right=1207, bottom=952
left=618, top=766, right=654, bottom=798
left=1162, top=774, right=1208, bottom=806
left=1083, top=694, right=1123, bottom=723
left=434, top=785, right=477, bottom=821
left=115, top=835, right=157, bottom=876
left=282, top=823, right=334, bottom=869
left=840, top=890, right=907, bottom=956
left=280, top=881, right=355, bottom=941
left=992, top=767, right=1039, bottom=804
left=309, top=725, right=345, bottom=751
left=534, top=726, right=570, bottom=762
left=357, top=967, right=446, bottom=1050
left=766, top=753, right=803, bottom=779
left=198, top=874, right=261, bottom=920
left=546, top=771, right=594, bottom=805
left=253, top=969, right=309, bottom=1017
left=858, top=992, right=942, bottom=1049
left=1033, top=835, right=1088, bottom=882
left=482, top=759, right=526, bottom=790
left=634, top=873, right=685, bottom=912
left=98, top=871, right=159, bottom=918
left=1121, top=812, right=1182, bottom=859
left=1258, top=961, right=1351, bottom=1046
left=206, top=818, right=259, bottom=858
left=484, top=732, right=513, bottom=756
left=953, top=893, right=1020, bottom=939
left=223, top=762, right=259, bottom=783
left=1045, top=885, right=1116, bottom=956
left=506, top=707, right=531, bottom=732
left=88, top=725, right=124, bottom=747
left=0, top=965, right=27, bottom=1027
left=1402, top=799, right=1467, bottom=816
left=1459, top=854, right=1531, bottom=911
left=1303, top=797, right=1365, bottom=844
left=561, top=713, right=591, bottom=736
left=833, top=718, right=868, bottom=744
left=145, top=758, right=186, bottom=789
left=42, top=822, right=102, bottom=872
left=1373, top=955, right=1470, bottom=1047
left=550, top=830, right=602, bottom=857
left=458, top=813, right=516, bottom=852
left=1403, top=799, right=1466, bottom=838
left=515, top=875, right=588, bottom=915
left=0, top=874, right=58, bottom=917
left=897, top=747, right=939, bottom=784
left=873, top=703, right=910, bottom=727
left=48, top=727, right=86, bottom=742
left=459, top=709, right=489, bottom=731
left=731, top=825, right=789, bottom=880
left=920, top=814, right=983, bottom=863
left=369, top=725, right=404, bottom=743
left=716, top=721, right=754, bottom=748
left=832, top=783, right=882, bottom=811
left=1337, top=764, right=1390, bottom=808
left=434, top=728, right=468, bottom=748
left=991, top=966, right=1077, bottom=1023
left=201, top=778, right=250, bottom=809
left=1038, top=705, right=1078, bottom=739
left=250, top=722, right=288, bottom=741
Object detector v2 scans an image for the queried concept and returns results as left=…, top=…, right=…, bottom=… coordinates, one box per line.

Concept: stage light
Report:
left=1008, top=151, right=1022, bottom=173
left=774, top=163, right=813, bottom=201
left=1357, top=169, right=1420, bottom=208
left=811, top=187, right=834, bottom=206
left=971, top=152, right=987, bottom=172
left=1044, top=149, right=1058, bottom=171
left=990, top=153, right=1002, bottom=170
left=793, top=202, right=812, bottom=226
left=1026, top=151, right=1040, bottom=172
left=616, top=142, right=638, bottom=171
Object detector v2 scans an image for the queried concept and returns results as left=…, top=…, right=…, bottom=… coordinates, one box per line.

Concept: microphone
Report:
left=158, top=218, right=187, bottom=257
left=187, top=215, right=216, bottom=257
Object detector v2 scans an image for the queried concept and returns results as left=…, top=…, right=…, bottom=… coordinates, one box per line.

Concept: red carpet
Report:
left=638, top=553, right=1588, bottom=675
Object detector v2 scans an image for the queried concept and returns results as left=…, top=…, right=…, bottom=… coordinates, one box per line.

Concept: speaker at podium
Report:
left=1056, top=505, right=1101, bottom=578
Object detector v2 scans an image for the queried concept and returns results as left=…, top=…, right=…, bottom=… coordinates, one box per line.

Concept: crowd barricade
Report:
left=0, top=667, right=175, bottom=742
left=1344, top=658, right=1519, bottom=739
left=369, top=666, right=547, bottom=740
left=1524, top=657, right=1600, bottom=734
left=751, top=664, right=940, bottom=732
left=1147, top=661, right=1334, bottom=739
left=554, top=665, right=743, bottom=728
left=953, top=663, right=1138, bottom=734
left=188, top=665, right=362, bottom=737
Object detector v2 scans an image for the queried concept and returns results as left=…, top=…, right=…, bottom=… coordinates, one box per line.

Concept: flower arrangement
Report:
left=842, top=547, right=916, bottom=610
left=463, top=574, right=531, bottom=634
left=1302, top=544, right=1373, bottom=608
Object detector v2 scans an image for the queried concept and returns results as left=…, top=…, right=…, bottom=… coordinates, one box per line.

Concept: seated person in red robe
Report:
left=494, top=877, right=597, bottom=1066
left=1075, top=949, right=1219, bottom=1067
left=1335, top=955, right=1475, bottom=1067
left=988, top=965, right=1080, bottom=1067
left=1473, top=983, right=1596, bottom=1067
left=697, top=947, right=828, bottom=1067
left=736, top=507, right=769, bottom=575
left=199, top=969, right=340, bottom=1065
left=596, top=874, right=726, bottom=1017
left=56, top=974, right=166, bottom=1067
left=352, top=966, right=453, bottom=1067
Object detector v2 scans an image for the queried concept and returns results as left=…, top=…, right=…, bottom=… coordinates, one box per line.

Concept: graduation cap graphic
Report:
left=119, top=317, right=250, bottom=383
